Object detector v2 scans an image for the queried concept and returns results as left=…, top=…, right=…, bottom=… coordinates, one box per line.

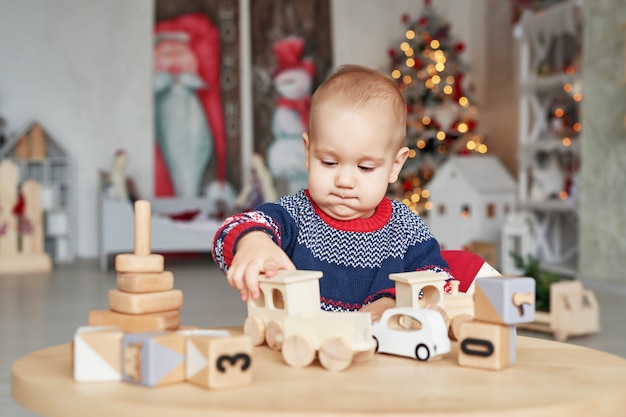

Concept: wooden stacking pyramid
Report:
left=88, top=200, right=182, bottom=332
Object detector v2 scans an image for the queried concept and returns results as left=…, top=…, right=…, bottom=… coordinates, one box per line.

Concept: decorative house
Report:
left=0, top=121, right=74, bottom=263
left=425, top=155, right=516, bottom=267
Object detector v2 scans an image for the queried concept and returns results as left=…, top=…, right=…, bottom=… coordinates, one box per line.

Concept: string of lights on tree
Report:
left=386, top=0, right=487, bottom=214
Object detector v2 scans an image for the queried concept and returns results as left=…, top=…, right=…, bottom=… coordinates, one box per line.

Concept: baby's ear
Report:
left=389, top=146, right=410, bottom=183
left=302, top=132, right=310, bottom=168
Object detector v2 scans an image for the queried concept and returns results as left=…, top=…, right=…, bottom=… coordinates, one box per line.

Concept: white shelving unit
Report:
left=0, top=122, right=74, bottom=263
left=513, top=1, right=583, bottom=277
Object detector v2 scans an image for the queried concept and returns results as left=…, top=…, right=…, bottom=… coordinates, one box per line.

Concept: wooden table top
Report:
left=11, top=331, right=626, bottom=417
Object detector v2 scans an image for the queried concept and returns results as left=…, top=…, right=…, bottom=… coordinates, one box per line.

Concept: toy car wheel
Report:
left=415, top=343, right=430, bottom=361
left=282, top=335, right=315, bottom=368
left=243, top=316, right=266, bottom=346
left=319, top=337, right=353, bottom=372
left=265, top=320, right=284, bottom=351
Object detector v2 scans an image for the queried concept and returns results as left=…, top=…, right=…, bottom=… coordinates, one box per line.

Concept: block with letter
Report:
left=457, top=320, right=516, bottom=370
left=185, top=330, right=253, bottom=390
left=122, top=331, right=186, bottom=387
left=73, top=325, right=124, bottom=382
left=474, top=277, right=535, bottom=325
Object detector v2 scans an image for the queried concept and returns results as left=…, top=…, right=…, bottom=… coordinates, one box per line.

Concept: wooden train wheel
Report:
left=265, top=320, right=284, bottom=351
left=282, top=335, right=316, bottom=368
left=243, top=316, right=265, bottom=346
left=319, top=337, right=353, bottom=372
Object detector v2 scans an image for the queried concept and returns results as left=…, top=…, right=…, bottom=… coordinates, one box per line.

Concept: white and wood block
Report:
left=117, top=271, right=174, bottom=293
left=185, top=330, right=253, bottom=390
left=122, top=331, right=186, bottom=387
left=390, top=271, right=448, bottom=308
left=457, top=320, right=516, bottom=370
left=474, top=277, right=535, bottom=325
left=88, top=309, right=180, bottom=332
left=73, top=326, right=124, bottom=382
left=108, top=289, right=183, bottom=315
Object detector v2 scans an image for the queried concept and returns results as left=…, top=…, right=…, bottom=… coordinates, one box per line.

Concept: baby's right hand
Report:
left=225, top=231, right=295, bottom=301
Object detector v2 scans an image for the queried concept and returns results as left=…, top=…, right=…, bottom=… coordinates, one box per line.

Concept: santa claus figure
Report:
left=154, top=13, right=227, bottom=198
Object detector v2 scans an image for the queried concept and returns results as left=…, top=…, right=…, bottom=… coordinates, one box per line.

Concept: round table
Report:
left=12, top=333, right=626, bottom=417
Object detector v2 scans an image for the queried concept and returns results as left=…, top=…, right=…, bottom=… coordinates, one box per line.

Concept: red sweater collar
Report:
left=305, top=190, right=392, bottom=232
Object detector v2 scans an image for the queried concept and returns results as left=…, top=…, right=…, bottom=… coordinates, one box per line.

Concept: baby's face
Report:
left=304, top=102, right=407, bottom=221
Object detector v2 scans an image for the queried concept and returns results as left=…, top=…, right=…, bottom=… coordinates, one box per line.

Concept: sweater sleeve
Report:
left=211, top=210, right=281, bottom=272
left=211, top=202, right=300, bottom=273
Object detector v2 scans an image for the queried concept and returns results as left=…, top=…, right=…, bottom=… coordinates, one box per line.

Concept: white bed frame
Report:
left=98, top=194, right=222, bottom=271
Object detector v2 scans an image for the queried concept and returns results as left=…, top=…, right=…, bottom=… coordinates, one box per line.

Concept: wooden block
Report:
left=115, top=253, right=164, bottom=273
left=133, top=200, right=151, bottom=256
left=457, top=321, right=515, bottom=370
left=108, top=289, right=183, bottom=315
left=474, top=277, right=535, bottom=325
left=73, top=326, right=124, bottom=382
left=184, top=330, right=253, bottom=389
left=0, top=253, right=52, bottom=274
left=117, top=271, right=174, bottom=293
left=88, top=309, right=180, bottom=332
left=122, top=331, right=186, bottom=387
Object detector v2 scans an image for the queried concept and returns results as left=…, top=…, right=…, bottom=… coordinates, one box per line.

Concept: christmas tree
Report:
left=387, top=0, right=487, bottom=214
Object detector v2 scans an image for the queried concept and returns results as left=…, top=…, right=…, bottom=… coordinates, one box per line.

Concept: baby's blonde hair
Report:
left=309, top=64, right=407, bottom=146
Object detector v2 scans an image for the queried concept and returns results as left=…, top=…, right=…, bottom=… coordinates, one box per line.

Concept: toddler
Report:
left=212, top=64, right=452, bottom=321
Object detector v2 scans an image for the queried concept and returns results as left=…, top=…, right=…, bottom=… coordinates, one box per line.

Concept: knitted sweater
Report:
left=212, top=190, right=452, bottom=312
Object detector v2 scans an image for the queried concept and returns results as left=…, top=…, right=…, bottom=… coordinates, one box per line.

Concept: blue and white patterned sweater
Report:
left=212, top=189, right=452, bottom=312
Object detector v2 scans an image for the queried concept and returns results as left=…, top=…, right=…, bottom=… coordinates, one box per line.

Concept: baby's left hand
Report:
left=359, top=297, right=396, bottom=322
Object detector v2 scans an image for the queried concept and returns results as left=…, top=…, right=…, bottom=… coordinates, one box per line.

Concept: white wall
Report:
left=0, top=0, right=153, bottom=259
left=0, top=0, right=491, bottom=260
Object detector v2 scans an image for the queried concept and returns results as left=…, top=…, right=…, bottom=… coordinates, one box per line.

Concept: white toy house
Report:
left=426, top=155, right=516, bottom=263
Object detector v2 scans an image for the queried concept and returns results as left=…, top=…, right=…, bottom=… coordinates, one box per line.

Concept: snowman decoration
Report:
left=266, top=37, right=316, bottom=195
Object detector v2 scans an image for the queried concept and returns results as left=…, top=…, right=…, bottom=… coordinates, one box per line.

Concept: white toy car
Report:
left=371, top=306, right=451, bottom=361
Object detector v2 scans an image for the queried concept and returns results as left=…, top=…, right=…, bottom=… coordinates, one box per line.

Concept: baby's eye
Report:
left=358, top=165, right=375, bottom=172
left=321, top=160, right=337, bottom=167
